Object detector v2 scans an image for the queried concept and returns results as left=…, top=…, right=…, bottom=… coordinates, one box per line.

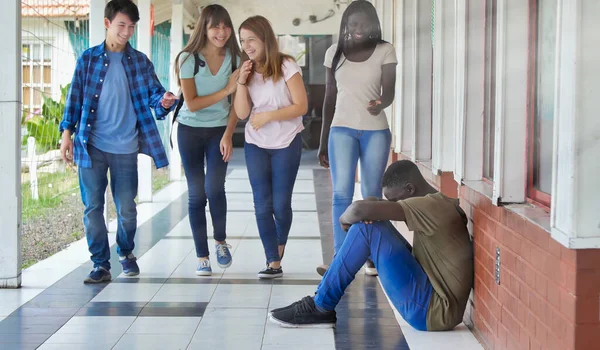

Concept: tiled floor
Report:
left=0, top=149, right=483, bottom=350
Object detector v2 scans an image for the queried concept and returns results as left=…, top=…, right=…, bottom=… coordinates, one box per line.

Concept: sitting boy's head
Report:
left=382, top=160, right=429, bottom=201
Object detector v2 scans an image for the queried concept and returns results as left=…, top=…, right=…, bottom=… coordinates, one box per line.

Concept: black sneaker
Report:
left=269, top=296, right=336, bottom=328
left=258, top=266, right=283, bottom=279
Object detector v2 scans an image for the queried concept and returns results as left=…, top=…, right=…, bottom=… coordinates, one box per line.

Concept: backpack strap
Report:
left=170, top=53, right=202, bottom=149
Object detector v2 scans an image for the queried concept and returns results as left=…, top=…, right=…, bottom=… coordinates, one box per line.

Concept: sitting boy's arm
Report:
left=340, top=200, right=406, bottom=226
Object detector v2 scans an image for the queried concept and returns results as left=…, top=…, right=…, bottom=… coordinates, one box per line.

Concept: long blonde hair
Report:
left=238, top=16, right=294, bottom=83
left=174, top=4, right=241, bottom=85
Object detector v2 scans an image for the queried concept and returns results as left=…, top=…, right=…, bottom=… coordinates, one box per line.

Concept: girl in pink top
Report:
left=234, top=16, right=308, bottom=279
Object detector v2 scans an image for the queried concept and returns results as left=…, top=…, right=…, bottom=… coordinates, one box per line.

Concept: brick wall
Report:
left=460, top=185, right=600, bottom=350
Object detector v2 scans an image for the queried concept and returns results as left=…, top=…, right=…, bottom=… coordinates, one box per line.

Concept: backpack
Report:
left=169, top=53, right=237, bottom=148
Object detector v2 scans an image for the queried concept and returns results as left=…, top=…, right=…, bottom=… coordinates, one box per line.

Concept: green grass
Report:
left=152, top=167, right=170, bottom=193
left=21, top=170, right=79, bottom=221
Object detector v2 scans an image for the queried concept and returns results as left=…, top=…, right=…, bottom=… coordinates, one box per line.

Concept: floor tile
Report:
left=43, top=331, right=123, bottom=345
left=208, top=284, right=272, bottom=308
left=139, top=302, right=208, bottom=317
left=91, top=283, right=162, bottom=302
left=262, top=321, right=335, bottom=346
left=152, top=284, right=218, bottom=303
left=56, top=316, right=136, bottom=334
left=200, top=307, right=268, bottom=326
left=113, top=333, right=193, bottom=350
left=268, top=285, right=319, bottom=309
left=126, top=317, right=201, bottom=334
left=37, top=343, right=114, bottom=350
left=190, top=323, right=264, bottom=349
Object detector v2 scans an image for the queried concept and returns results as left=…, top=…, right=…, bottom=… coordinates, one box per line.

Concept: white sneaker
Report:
left=364, top=260, right=378, bottom=276
left=196, top=259, right=212, bottom=276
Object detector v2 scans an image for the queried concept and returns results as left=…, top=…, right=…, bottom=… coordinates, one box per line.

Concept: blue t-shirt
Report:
left=88, top=51, right=139, bottom=154
left=176, top=50, right=240, bottom=128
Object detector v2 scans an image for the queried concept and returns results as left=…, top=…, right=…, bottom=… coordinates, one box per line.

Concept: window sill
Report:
left=463, top=180, right=494, bottom=202
left=504, top=204, right=551, bottom=233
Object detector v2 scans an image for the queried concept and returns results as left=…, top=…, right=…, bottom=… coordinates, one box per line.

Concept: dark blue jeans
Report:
left=244, top=134, right=302, bottom=264
left=78, top=145, right=138, bottom=270
left=178, top=124, right=228, bottom=258
left=314, top=221, right=433, bottom=331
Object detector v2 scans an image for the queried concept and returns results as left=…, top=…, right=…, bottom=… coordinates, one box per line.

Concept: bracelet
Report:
left=236, top=80, right=246, bottom=86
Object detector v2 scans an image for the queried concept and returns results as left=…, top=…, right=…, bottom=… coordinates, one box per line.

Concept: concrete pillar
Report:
left=137, top=0, right=153, bottom=202
left=0, top=0, right=22, bottom=288
left=90, top=0, right=107, bottom=47
left=169, top=0, right=184, bottom=181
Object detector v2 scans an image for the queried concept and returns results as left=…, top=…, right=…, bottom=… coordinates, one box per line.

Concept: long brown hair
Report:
left=238, top=16, right=294, bottom=83
left=174, top=4, right=241, bottom=85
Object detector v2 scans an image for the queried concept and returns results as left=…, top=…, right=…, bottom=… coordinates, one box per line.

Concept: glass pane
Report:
left=23, top=87, right=30, bottom=105
left=483, top=0, right=497, bottom=180
left=32, top=44, right=41, bottom=62
left=22, top=65, right=31, bottom=83
left=43, top=65, right=52, bottom=84
left=43, top=45, right=51, bottom=62
left=33, top=88, right=42, bottom=106
left=32, top=65, right=41, bottom=84
left=533, top=0, right=557, bottom=195
left=22, top=44, right=30, bottom=61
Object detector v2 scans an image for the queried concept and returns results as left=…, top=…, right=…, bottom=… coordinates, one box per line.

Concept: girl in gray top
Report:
left=317, top=0, right=398, bottom=275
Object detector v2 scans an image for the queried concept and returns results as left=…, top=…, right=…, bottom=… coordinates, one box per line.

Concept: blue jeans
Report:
left=79, top=145, right=138, bottom=270
left=245, top=134, right=302, bottom=264
left=314, top=221, right=433, bottom=331
left=178, top=124, right=229, bottom=258
left=328, top=127, right=392, bottom=254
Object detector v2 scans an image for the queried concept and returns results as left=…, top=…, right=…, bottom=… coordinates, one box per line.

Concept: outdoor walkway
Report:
left=0, top=150, right=482, bottom=350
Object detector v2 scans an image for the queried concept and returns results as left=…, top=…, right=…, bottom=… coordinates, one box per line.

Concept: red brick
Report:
left=574, top=324, right=600, bottom=349
left=576, top=295, right=600, bottom=324
left=506, top=333, right=520, bottom=350
left=550, top=311, right=568, bottom=340
left=524, top=264, right=537, bottom=290
left=535, top=318, right=549, bottom=347
left=503, top=227, right=522, bottom=255
left=535, top=273, right=548, bottom=299
left=576, top=249, right=600, bottom=270
left=490, top=203, right=503, bottom=222
left=501, top=307, right=521, bottom=341
left=502, top=249, right=517, bottom=273
left=529, top=291, right=546, bottom=321
left=576, top=269, right=600, bottom=297
left=548, top=237, right=562, bottom=259
left=530, top=339, right=543, bottom=350
left=560, top=290, right=577, bottom=323
left=547, top=281, right=560, bottom=309
left=543, top=253, right=561, bottom=281
left=526, top=312, right=537, bottom=336
left=561, top=245, right=577, bottom=267
left=558, top=261, right=577, bottom=294
left=519, top=325, right=530, bottom=350
left=564, top=322, right=576, bottom=349
left=528, top=245, right=546, bottom=273
left=519, top=282, right=531, bottom=307
left=515, top=258, right=527, bottom=283
left=526, top=222, right=550, bottom=251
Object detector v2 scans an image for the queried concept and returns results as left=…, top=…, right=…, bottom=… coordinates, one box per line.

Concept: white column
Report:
left=90, top=0, right=107, bottom=47
left=137, top=0, right=153, bottom=202
left=412, top=0, right=433, bottom=162
left=452, top=0, right=467, bottom=183
left=0, top=0, right=22, bottom=288
left=491, top=0, right=529, bottom=204
left=169, top=0, right=184, bottom=181
left=431, top=0, right=457, bottom=174
left=551, top=0, right=600, bottom=249
left=393, top=0, right=408, bottom=154
left=460, top=0, right=486, bottom=182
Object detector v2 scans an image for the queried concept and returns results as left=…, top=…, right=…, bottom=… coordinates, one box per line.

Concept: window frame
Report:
left=21, top=40, right=52, bottom=113
left=526, top=0, right=552, bottom=209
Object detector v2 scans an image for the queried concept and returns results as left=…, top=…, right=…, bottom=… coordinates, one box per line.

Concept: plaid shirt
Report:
left=60, top=42, right=173, bottom=168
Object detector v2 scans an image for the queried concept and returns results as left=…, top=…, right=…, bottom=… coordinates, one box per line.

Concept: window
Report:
left=278, top=35, right=306, bottom=67
left=528, top=0, right=556, bottom=207
left=483, top=0, right=497, bottom=180
left=22, top=42, right=52, bottom=114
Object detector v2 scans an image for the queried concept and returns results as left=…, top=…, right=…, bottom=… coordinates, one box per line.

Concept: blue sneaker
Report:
left=196, top=259, right=212, bottom=276
left=84, top=267, right=112, bottom=284
left=119, top=254, right=140, bottom=276
left=215, top=243, right=232, bottom=268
